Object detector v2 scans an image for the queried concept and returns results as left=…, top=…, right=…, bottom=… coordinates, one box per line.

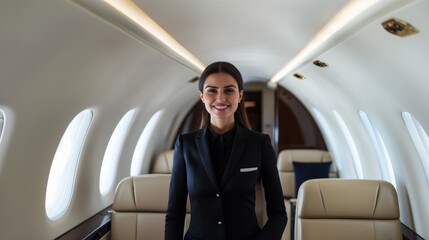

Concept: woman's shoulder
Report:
left=241, top=126, right=271, bottom=142
left=177, top=128, right=203, bottom=140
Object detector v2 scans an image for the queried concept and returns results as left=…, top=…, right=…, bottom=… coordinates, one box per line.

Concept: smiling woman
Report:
left=199, top=72, right=243, bottom=133
left=166, top=62, right=287, bottom=240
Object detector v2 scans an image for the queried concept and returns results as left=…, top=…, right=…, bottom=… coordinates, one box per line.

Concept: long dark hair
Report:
left=198, top=62, right=251, bottom=129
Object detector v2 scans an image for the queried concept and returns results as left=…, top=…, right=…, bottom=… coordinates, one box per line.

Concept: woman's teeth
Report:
left=214, top=105, right=228, bottom=109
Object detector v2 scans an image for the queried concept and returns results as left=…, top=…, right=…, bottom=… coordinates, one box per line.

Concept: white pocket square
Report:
left=240, top=167, right=258, bottom=172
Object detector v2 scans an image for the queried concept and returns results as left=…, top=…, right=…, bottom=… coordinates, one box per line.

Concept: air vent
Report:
left=293, top=73, right=305, bottom=80
left=188, top=76, right=199, bottom=83
left=382, top=18, right=419, bottom=37
left=313, top=60, right=329, bottom=68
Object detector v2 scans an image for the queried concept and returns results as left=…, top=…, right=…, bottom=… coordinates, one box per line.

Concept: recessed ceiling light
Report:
left=313, top=60, right=329, bottom=68
left=293, top=73, right=305, bottom=80
left=382, top=18, right=419, bottom=37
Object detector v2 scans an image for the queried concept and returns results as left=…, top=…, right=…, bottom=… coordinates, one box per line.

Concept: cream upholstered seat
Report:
left=111, top=174, right=171, bottom=240
left=295, top=179, right=402, bottom=240
left=150, top=149, right=193, bottom=234
left=277, top=149, right=337, bottom=199
left=151, top=149, right=174, bottom=173
left=277, top=149, right=337, bottom=240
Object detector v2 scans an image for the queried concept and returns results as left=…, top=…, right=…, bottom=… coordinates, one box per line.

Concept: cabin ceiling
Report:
left=132, top=0, right=349, bottom=82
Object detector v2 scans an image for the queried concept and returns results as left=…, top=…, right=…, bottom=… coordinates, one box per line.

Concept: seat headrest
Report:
left=113, top=174, right=171, bottom=212
left=151, top=150, right=174, bottom=173
left=277, top=149, right=335, bottom=172
left=296, top=179, right=399, bottom=219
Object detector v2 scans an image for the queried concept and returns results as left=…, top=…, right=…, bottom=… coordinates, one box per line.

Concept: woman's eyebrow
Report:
left=205, top=85, right=237, bottom=89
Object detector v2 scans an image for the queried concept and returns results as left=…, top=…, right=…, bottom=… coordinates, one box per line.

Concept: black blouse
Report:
left=208, top=125, right=236, bottom=184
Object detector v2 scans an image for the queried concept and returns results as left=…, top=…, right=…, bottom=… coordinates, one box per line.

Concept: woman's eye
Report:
left=207, top=89, right=217, bottom=94
left=225, top=88, right=235, bottom=94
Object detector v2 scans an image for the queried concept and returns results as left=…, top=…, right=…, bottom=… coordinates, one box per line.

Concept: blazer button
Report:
left=218, top=221, right=223, bottom=225
left=216, top=193, right=220, bottom=198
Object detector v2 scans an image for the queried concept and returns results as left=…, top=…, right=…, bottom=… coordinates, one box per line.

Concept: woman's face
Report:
left=199, top=72, right=243, bottom=123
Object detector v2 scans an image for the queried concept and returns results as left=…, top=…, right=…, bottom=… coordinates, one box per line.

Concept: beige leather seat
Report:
left=295, top=179, right=402, bottom=240
left=149, top=149, right=192, bottom=233
left=111, top=174, right=171, bottom=240
left=277, top=149, right=337, bottom=199
left=151, top=149, right=174, bottom=173
left=277, top=149, right=337, bottom=240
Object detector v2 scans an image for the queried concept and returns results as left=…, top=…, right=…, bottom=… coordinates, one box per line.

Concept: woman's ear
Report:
left=239, top=90, right=244, bottom=102
left=199, top=91, right=204, bottom=103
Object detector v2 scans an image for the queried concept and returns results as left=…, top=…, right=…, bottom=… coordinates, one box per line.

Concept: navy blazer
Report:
left=165, top=123, right=287, bottom=240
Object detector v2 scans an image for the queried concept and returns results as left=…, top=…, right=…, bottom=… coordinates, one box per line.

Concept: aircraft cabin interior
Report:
left=0, top=0, right=428, bottom=239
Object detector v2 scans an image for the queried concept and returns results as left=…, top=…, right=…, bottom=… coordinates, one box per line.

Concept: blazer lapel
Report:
left=195, top=125, right=220, bottom=191
left=221, top=124, right=248, bottom=187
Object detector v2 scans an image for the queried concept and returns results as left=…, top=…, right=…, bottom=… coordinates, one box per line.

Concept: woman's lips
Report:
left=213, top=105, right=229, bottom=110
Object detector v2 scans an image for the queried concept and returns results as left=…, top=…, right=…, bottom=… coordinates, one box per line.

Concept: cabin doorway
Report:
left=275, top=86, right=327, bottom=153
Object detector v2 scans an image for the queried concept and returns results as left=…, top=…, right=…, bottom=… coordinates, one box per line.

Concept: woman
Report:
left=165, top=62, right=287, bottom=240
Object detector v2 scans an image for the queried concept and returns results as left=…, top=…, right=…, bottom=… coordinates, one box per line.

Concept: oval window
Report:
left=0, top=109, right=5, bottom=172
left=100, top=109, right=137, bottom=195
left=402, top=112, right=429, bottom=185
left=359, top=111, right=396, bottom=187
left=0, top=109, right=4, bottom=144
left=333, top=110, right=363, bottom=179
left=45, top=109, right=93, bottom=220
left=311, top=108, right=342, bottom=170
left=131, top=110, right=164, bottom=176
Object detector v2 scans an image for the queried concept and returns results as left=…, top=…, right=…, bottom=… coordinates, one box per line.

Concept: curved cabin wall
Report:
left=278, top=1, right=429, bottom=237
left=0, top=1, right=198, bottom=239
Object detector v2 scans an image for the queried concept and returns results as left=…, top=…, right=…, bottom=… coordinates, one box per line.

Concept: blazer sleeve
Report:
left=254, top=134, right=287, bottom=240
left=165, top=135, right=188, bottom=240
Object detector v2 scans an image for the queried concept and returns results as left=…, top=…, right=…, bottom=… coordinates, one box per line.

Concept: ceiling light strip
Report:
left=74, top=0, right=205, bottom=73
left=269, top=0, right=415, bottom=84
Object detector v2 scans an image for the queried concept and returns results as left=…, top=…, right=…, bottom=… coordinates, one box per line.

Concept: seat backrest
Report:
left=147, top=150, right=192, bottom=233
left=277, top=149, right=337, bottom=199
left=295, top=179, right=402, bottom=240
left=111, top=174, right=171, bottom=240
left=151, top=149, right=174, bottom=173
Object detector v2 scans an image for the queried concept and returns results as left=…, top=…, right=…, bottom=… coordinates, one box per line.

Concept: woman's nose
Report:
left=216, top=92, right=225, bottom=101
